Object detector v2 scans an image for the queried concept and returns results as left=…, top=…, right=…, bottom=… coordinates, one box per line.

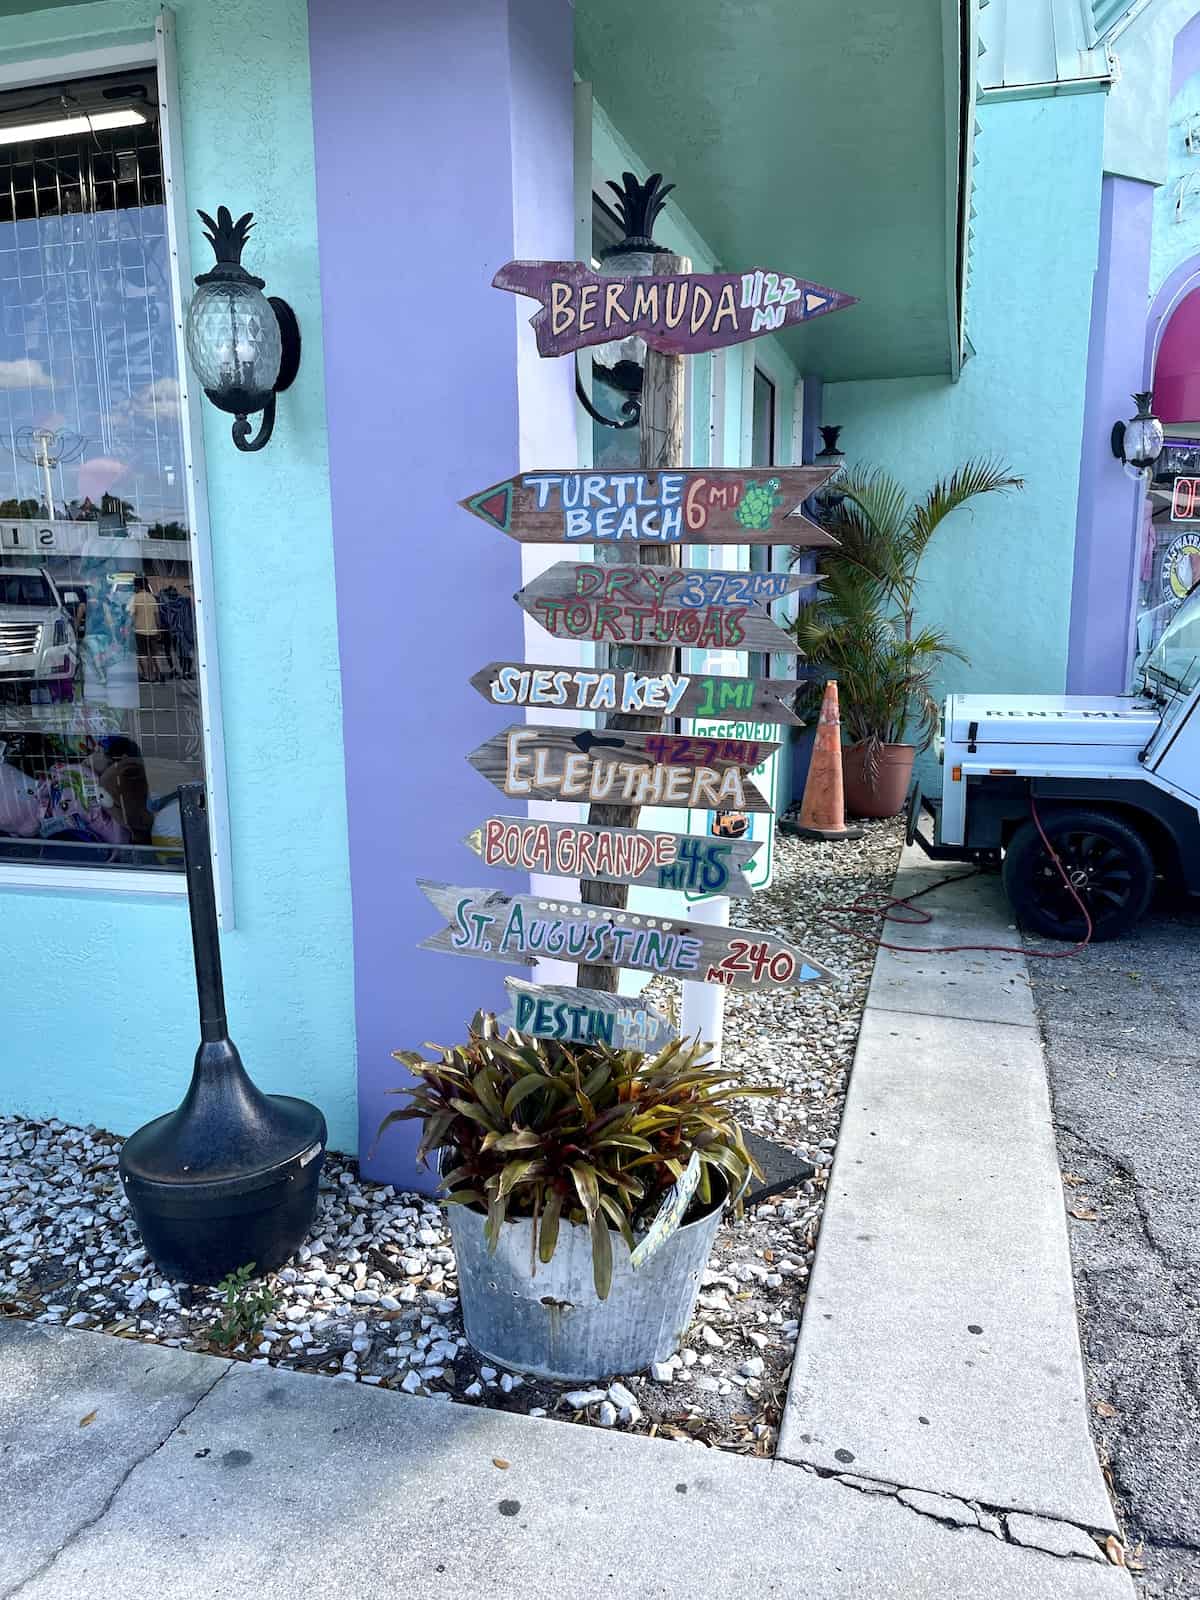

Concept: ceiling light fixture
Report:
left=0, top=107, right=146, bottom=148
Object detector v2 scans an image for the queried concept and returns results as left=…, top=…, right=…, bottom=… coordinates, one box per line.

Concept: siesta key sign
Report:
left=492, top=261, right=857, bottom=357
left=469, top=660, right=812, bottom=725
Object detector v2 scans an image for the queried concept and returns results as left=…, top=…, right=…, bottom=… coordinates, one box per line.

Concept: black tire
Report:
left=1002, top=808, right=1155, bottom=942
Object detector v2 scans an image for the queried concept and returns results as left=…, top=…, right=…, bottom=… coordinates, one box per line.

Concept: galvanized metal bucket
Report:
left=448, top=1178, right=727, bottom=1382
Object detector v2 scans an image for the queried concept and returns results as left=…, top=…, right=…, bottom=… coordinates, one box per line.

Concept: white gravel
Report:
left=0, top=820, right=901, bottom=1456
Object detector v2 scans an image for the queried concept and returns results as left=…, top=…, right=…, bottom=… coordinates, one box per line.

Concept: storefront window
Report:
left=0, top=69, right=197, bottom=874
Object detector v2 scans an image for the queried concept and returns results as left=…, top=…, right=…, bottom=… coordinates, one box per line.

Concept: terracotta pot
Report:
left=842, top=741, right=916, bottom=819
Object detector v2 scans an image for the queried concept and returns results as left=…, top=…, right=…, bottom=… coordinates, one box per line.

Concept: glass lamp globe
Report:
left=186, top=279, right=282, bottom=418
left=1123, top=393, right=1165, bottom=472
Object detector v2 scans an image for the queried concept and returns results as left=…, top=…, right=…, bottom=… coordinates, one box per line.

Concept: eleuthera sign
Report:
left=492, top=261, right=857, bottom=358
left=418, top=882, right=836, bottom=991
left=466, top=724, right=777, bottom=812
left=461, top=467, right=839, bottom=546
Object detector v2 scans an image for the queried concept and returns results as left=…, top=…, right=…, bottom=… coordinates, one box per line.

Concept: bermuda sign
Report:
left=492, top=261, right=857, bottom=357
left=418, top=882, right=836, bottom=991
left=460, top=467, right=839, bottom=546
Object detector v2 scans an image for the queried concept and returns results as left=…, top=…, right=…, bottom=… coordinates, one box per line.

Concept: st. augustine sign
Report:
left=418, top=882, right=835, bottom=991
left=460, top=467, right=839, bottom=546
left=492, top=261, right=857, bottom=357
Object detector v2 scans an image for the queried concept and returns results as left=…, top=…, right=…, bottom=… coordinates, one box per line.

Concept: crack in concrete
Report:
left=1, top=1362, right=232, bottom=1600
left=799, top=1461, right=1111, bottom=1564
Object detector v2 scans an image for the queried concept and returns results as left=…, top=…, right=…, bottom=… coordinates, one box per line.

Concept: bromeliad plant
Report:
left=381, top=1014, right=774, bottom=1300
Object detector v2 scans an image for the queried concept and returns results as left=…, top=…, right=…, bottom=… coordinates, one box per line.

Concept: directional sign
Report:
left=418, top=881, right=837, bottom=991
left=467, top=724, right=776, bottom=812
left=466, top=814, right=763, bottom=894
left=517, top=585, right=800, bottom=655
left=492, top=261, right=857, bottom=358
left=500, top=978, right=675, bottom=1052
left=520, top=561, right=818, bottom=610
left=460, top=467, right=840, bottom=546
left=470, top=660, right=814, bottom=725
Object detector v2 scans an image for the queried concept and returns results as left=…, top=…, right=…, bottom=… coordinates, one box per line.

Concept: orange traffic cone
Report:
left=785, top=680, right=864, bottom=842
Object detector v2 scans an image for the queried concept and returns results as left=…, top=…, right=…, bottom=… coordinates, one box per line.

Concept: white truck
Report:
left=0, top=566, right=80, bottom=703
left=910, top=583, right=1200, bottom=941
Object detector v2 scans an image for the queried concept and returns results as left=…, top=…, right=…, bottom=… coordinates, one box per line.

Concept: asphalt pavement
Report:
left=1028, top=896, right=1200, bottom=1600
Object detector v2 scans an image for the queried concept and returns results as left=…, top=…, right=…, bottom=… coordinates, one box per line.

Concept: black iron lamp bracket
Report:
left=575, top=358, right=640, bottom=430
left=228, top=298, right=301, bottom=452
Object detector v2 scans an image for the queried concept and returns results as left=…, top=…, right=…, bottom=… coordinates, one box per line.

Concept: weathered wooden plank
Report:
left=499, top=979, right=675, bottom=1051
left=469, top=660, right=815, bottom=725
left=520, top=560, right=819, bottom=611
left=460, top=467, right=840, bottom=547
left=515, top=585, right=801, bottom=655
left=466, top=724, right=776, bottom=813
left=491, top=261, right=857, bottom=357
left=417, top=881, right=837, bottom=992
left=465, top=814, right=762, bottom=894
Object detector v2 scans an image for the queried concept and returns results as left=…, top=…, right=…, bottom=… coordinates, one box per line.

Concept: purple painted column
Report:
left=307, top=0, right=575, bottom=1186
left=1068, top=177, right=1155, bottom=693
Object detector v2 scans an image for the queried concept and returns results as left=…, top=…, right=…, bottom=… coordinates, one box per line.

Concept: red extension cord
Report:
left=818, top=796, right=1095, bottom=960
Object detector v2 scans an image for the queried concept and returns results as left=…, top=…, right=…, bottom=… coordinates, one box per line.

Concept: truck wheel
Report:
left=1002, top=809, right=1155, bottom=942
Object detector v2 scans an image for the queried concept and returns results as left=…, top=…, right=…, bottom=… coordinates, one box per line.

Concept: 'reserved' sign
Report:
left=461, top=467, right=839, bottom=546
left=492, top=261, right=856, bottom=357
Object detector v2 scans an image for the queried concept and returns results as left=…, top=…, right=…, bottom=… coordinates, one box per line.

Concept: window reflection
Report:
left=0, top=70, right=197, bottom=872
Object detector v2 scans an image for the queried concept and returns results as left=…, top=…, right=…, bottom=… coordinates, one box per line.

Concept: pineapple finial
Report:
left=601, top=172, right=675, bottom=258
left=194, top=206, right=265, bottom=288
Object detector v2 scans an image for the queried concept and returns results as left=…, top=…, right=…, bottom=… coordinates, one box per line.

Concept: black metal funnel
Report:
left=120, top=782, right=327, bottom=1286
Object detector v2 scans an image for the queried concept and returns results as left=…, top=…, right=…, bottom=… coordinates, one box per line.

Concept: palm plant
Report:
left=792, top=460, right=1023, bottom=759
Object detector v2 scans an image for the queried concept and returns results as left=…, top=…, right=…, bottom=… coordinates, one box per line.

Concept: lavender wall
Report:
left=1067, top=176, right=1156, bottom=692
left=307, top=0, right=575, bottom=1186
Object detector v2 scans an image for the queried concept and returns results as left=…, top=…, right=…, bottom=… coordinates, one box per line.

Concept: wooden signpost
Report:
left=418, top=881, right=836, bottom=991
left=492, top=261, right=857, bottom=357
left=469, top=660, right=815, bottom=725
left=499, top=978, right=674, bottom=1052
left=516, top=582, right=802, bottom=655
left=460, top=467, right=840, bottom=546
left=406, top=172, right=855, bottom=1035
left=466, top=723, right=776, bottom=812
left=465, top=814, right=763, bottom=895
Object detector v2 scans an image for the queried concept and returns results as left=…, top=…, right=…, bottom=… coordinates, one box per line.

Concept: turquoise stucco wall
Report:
left=0, top=2, right=356, bottom=1147
left=824, top=93, right=1106, bottom=778
left=1151, top=67, right=1200, bottom=298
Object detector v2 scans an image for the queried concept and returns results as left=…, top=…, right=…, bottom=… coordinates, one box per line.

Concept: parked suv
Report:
left=0, top=567, right=80, bottom=702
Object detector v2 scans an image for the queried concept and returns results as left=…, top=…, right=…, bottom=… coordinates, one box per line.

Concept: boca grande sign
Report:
left=492, top=261, right=857, bottom=357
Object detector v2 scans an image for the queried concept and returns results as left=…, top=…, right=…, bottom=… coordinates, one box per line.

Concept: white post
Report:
left=680, top=893, right=729, bottom=1058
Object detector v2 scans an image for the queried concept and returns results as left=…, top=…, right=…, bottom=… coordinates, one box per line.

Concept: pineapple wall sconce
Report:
left=184, top=206, right=301, bottom=453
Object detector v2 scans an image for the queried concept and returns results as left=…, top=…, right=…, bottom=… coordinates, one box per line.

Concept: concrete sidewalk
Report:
left=0, top=1320, right=1130, bottom=1599
left=0, top=848, right=1134, bottom=1598
left=779, top=846, right=1130, bottom=1586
